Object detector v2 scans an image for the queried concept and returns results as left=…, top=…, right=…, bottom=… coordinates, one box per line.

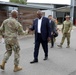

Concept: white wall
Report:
left=42, top=10, right=53, bottom=18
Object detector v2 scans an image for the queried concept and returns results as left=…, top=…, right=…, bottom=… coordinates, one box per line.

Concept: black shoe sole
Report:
left=30, top=61, right=38, bottom=64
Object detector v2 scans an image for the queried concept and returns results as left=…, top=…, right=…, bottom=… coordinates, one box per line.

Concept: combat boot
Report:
left=66, top=45, right=70, bottom=48
left=14, top=65, right=22, bottom=72
left=0, top=61, right=6, bottom=70
left=57, top=45, right=62, bottom=48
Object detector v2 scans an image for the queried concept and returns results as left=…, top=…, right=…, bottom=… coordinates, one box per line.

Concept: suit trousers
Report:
left=51, top=35, right=54, bottom=47
left=34, top=33, right=48, bottom=60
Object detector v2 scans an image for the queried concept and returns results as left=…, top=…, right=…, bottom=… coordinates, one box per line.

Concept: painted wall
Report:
left=42, top=10, right=53, bottom=18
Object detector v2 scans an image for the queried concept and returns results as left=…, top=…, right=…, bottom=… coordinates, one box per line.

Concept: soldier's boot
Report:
left=57, top=44, right=62, bottom=48
left=0, top=61, right=6, bottom=70
left=66, top=45, right=70, bottom=48
left=66, top=42, right=70, bottom=48
left=14, top=65, right=22, bottom=72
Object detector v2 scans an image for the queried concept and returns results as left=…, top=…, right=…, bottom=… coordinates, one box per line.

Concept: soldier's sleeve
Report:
left=16, top=22, right=26, bottom=35
left=61, top=22, right=64, bottom=33
left=0, top=23, right=4, bottom=35
left=68, top=21, right=73, bottom=33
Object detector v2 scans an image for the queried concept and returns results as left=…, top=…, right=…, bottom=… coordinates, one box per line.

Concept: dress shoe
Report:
left=43, top=57, right=48, bottom=60
left=30, top=60, right=38, bottom=64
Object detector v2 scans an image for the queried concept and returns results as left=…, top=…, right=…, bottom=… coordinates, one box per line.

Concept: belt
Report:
left=37, top=33, right=41, bottom=34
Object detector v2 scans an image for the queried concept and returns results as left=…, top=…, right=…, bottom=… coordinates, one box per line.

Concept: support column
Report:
left=70, top=0, right=75, bottom=24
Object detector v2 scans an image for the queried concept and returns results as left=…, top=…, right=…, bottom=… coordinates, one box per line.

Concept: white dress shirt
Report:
left=38, top=17, right=42, bottom=33
left=49, top=20, right=51, bottom=23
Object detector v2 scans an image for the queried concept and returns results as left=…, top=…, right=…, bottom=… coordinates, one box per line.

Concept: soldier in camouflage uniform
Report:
left=0, top=10, right=26, bottom=72
left=57, top=15, right=72, bottom=48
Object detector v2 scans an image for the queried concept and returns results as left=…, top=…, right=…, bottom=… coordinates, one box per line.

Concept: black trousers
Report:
left=51, top=35, right=54, bottom=47
left=34, top=33, right=48, bottom=60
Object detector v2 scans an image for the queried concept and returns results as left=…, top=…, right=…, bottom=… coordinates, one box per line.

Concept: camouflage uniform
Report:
left=0, top=17, right=25, bottom=66
left=60, top=20, right=72, bottom=47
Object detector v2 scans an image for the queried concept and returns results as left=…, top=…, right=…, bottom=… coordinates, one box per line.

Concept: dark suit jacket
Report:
left=49, top=20, right=56, bottom=33
left=30, top=17, right=50, bottom=41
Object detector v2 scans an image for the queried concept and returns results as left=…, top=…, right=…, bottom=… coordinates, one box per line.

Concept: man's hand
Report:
left=48, top=37, right=50, bottom=42
left=51, top=32, right=53, bottom=35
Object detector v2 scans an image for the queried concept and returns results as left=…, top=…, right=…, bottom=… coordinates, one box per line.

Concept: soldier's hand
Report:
left=68, top=30, right=70, bottom=33
left=22, top=31, right=28, bottom=35
left=23, top=31, right=26, bottom=35
left=25, top=29, right=29, bottom=35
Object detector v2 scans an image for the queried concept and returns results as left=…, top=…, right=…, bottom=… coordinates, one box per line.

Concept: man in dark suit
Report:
left=48, top=15, right=56, bottom=48
left=30, top=10, right=50, bottom=64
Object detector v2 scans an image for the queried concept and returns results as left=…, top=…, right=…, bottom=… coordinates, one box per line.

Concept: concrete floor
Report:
left=0, top=29, right=76, bottom=75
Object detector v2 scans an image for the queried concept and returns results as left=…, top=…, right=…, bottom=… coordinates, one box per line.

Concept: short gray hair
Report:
left=37, top=10, right=42, bottom=14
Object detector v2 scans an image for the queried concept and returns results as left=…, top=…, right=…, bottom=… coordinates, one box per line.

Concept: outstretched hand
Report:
left=48, top=37, right=50, bottom=42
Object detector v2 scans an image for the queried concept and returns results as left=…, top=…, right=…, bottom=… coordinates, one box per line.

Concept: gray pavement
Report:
left=0, top=29, right=76, bottom=75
